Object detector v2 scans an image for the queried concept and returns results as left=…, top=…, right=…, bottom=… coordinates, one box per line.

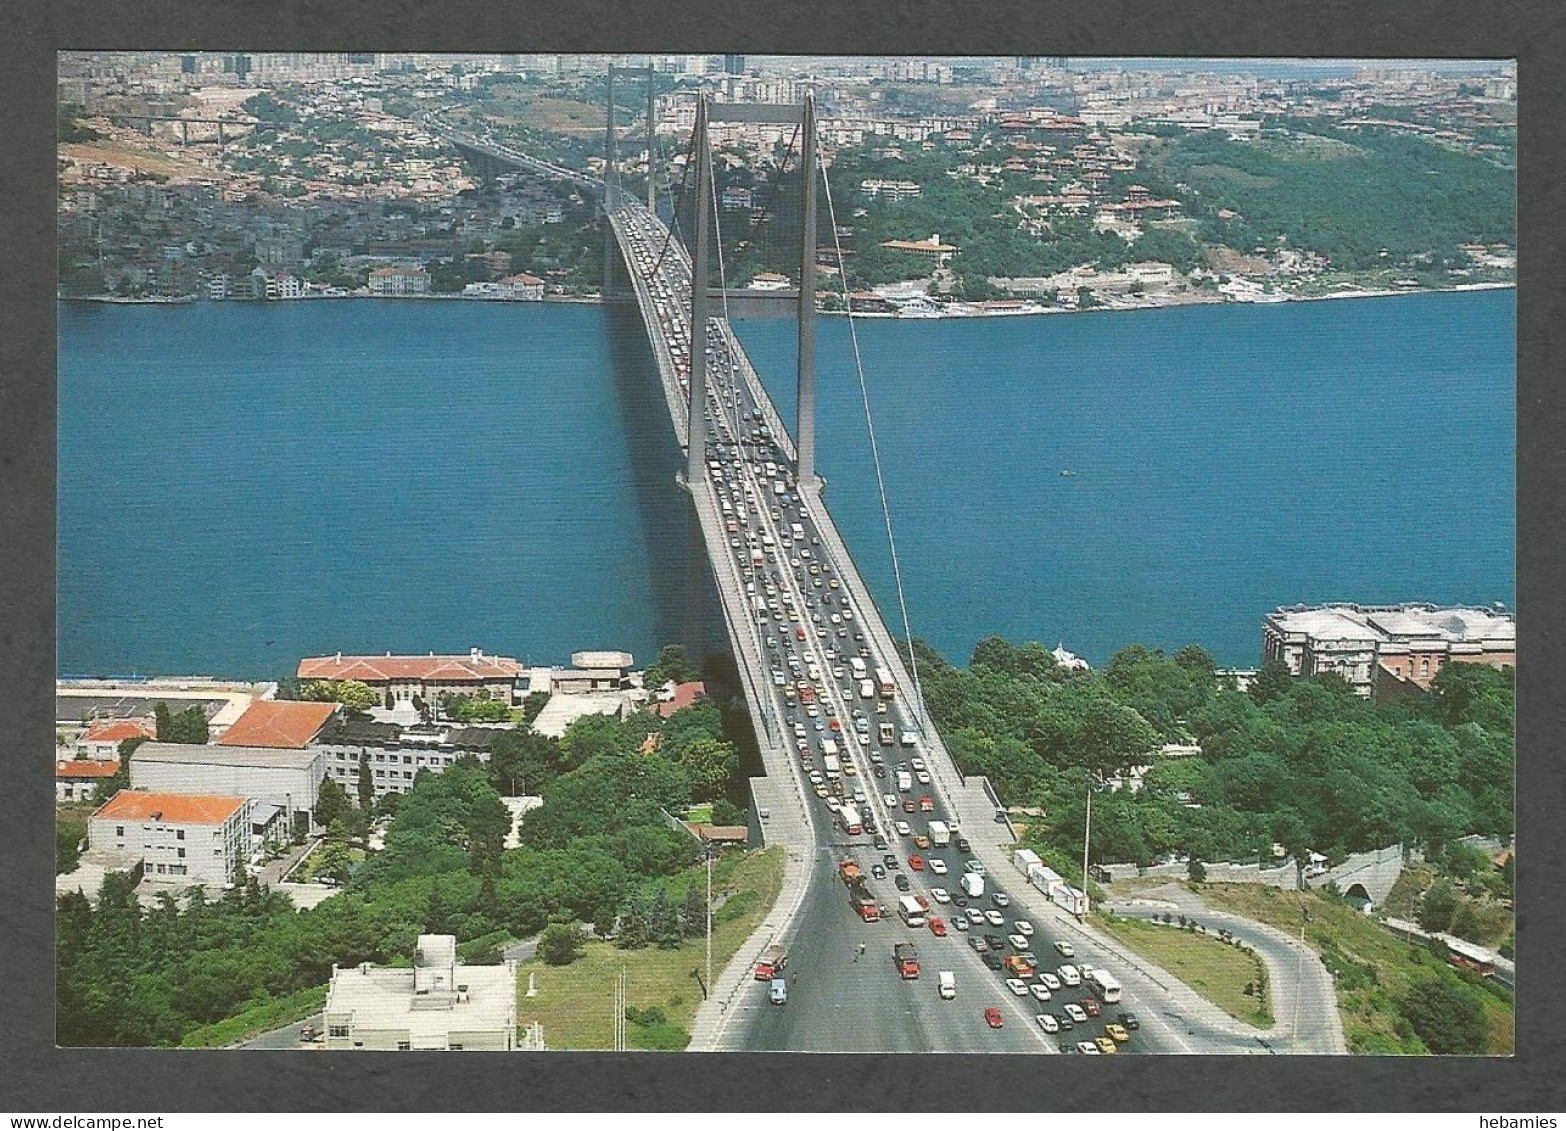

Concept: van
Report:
left=769, top=978, right=788, bottom=1005
left=938, top=971, right=956, bottom=1000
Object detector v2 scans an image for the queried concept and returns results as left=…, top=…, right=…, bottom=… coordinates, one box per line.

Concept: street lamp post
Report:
left=1081, top=771, right=1093, bottom=919
left=705, top=847, right=714, bottom=999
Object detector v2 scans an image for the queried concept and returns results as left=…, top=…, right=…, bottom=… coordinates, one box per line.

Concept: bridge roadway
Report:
left=427, top=121, right=1301, bottom=1054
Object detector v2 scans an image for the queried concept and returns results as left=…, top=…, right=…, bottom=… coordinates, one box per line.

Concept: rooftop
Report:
left=1269, top=603, right=1515, bottom=644
left=80, top=718, right=157, bottom=744
left=57, top=759, right=122, bottom=779
left=94, top=790, right=247, bottom=826
left=327, top=934, right=515, bottom=1042
left=218, top=699, right=339, bottom=749
left=298, top=650, right=523, bottom=683
left=570, top=650, right=634, bottom=671
left=130, top=743, right=324, bottom=770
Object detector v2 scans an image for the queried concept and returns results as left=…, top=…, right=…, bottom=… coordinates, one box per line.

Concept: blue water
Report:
left=58, top=288, right=1514, bottom=677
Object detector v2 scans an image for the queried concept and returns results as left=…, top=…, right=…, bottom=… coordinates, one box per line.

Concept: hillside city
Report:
left=55, top=54, right=1516, bottom=1060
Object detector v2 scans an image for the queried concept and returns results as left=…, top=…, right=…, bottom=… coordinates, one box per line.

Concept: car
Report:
left=1063, top=1003, right=1088, bottom=1024
left=918, top=796, right=935, bottom=813
left=955, top=836, right=972, bottom=854
left=984, top=910, right=1005, bottom=927
left=1036, top=1012, right=1060, bottom=1033
left=1106, top=1023, right=1131, bottom=1043
left=1053, top=941, right=1075, bottom=958
left=1009, top=934, right=1030, bottom=951
left=965, top=861, right=987, bottom=875
left=916, top=771, right=931, bottom=785
left=883, top=794, right=899, bottom=809
left=1014, top=920, right=1034, bottom=937
left=909, top=855, right=925, bottom=872
left=913, top=835, right=931, bottom=850
left=983, top=1008, right=1004, bottom=1029
left=952, top=915, right=969, bottom=932
left=894, top=874, right=911, bottom=892
left=883, top=854, right=899, bottom=869
left=929, top=858, right=948, bottom=875
left=982, top=951, right=1004, bottom=970
left=991, top=892, right=1011, bottom=909
left=814, top=785, right=829, bottom=798
left=1039, top=972, right=1062, bottom=991
left=966, top=908, right=986, bottom=925
left=1095, top=1037, right=1118, bottom=1055
left=1058, top=1041, right=1076, bottom=1054
left=1028, top=982, right=1052, bottom=1003
left=1005, top=978, right=1030, bottom=997
left=894, top=821, right=912, bottom=837
left=930, top=887, right=951, bottom=904
left=902, top=800, right=916, bottom=814
left=1083, top=998, right=1101, bottom=1018
left=1056, top=1013, right=1074, bottom=1032
left=1003, top=955, right=1035, bottom=978
left=1057, top=965, right=1082, bottom=988
left=969, top=936, right=988, bottom=954
left=929, top=916, right=947, bottom=937
left=1118, top=1012, right=1141, bottom=1031
left=873, top=765, right=887, bottom=779
left=1077, top=1041, right=1101, bottom=1055
left=871, top=864, right=887, bottom=879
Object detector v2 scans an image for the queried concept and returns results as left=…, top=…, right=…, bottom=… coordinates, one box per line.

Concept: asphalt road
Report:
left=241, top=1012, right=322, bottom=1050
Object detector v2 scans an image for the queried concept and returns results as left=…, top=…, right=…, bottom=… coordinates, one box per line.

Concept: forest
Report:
left=905, top=636, right=1513, bottom=879
left=56, top=658, right=749, bottom=1048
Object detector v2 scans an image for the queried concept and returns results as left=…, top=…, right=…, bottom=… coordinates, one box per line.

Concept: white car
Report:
left=1053, top=941, right=1075, bottom=958
left=916, top=771, right=931, bottom=785
left=825, top=797, right=841, bottom=812
left=966, top=908, right=986, bottom=925
left=1035, top=1012, right=1060, bottom=1033
left=952, top=915, right=969, bottom=931
left=883, top=793, right=899, bottom=808
left=895, top=821, right=912, bottom=837
left=929, top=858, right=948, bottom=875
left=1063, top=1003, right=1088, bottom=1024
left=1039, top=972, right=1062, bottom=991
left=1005, top=978, right=1030, bottom=997
left=1029, top=983, right=1052, bottom=1003
left=984, top=910, right=1005, bottom=927
left=1009, top=934, right=1030, bottom=951
left=1014, top=920, right=1034, bottom=937
left=911, top=758, right=926, bottom=771
left=1058, top=965, right=1082, bottom=988
left=1078, top=1040, right=1101, bottom=1055
left=930, top=887, right=951, bottom=904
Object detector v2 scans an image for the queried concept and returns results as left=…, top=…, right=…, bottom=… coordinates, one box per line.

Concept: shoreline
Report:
left=61, top=281, right=1514, bottom=316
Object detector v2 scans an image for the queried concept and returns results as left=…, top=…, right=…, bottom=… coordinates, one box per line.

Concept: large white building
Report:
left=324, top=934, right=518, bottom=1050
left=89, top=790, right=252, bottom=887
left=129, top=744, right=325, bottom=833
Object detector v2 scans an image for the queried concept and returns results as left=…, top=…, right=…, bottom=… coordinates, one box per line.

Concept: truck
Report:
left=838, top=860, right=864, bottom=888
left=893, top=942, right=921, bottom=979
left=754, top=943, right=789, bottom=981
left=896, top=895, right=927, bottom=929
left=1085, top=967, right=1122, bottom=1004
left=822, top=752, right=841, bottom=779
left=874, top=665, right=896, bottom=697
left=790, top=522, right=805, bottom=541
left=850, top=657, right=868, bottom=679
left=896, top=770, right=913, bottom=792
left=927, top=820, right=951, bottom=848
left=960, top=871, right=985, bottom=899
left=848, top=882, right=881, bottom=922
left=938, top=970, right=956, bottom=1000
left=856, top=678, right=874, bottom=700
left=838, top=803, right=864, bottom=836
left=878, top=721, right=895, bottom=746
left=900, top=730, right=918, bottom=748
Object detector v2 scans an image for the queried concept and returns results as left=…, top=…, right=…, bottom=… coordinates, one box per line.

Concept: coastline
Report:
left=63, top=280, right=1513, bottom=316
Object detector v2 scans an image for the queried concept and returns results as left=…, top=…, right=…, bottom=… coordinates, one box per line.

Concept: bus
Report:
left=874, top=666, right=896, bottom=697
left=838, top=803, right=863, bottom=836
left=896, top=895, right=927, bottom=928
left=1085, top=968, right=1122, bottom=1004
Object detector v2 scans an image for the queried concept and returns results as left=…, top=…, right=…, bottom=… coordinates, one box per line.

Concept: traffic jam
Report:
left=615, top=204, right=1137, bottom=1053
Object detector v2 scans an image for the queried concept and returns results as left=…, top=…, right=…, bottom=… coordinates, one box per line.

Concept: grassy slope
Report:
left=516, top=846, right=785, bottom=1050
left=179, top=985, right=328, bottom=1049
left=1095, top=912, right=1272, bottom=1027
left=1191, top=883, right=1513, bottom=1054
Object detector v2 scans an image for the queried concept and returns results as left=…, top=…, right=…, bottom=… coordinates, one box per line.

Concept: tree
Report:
left=644, top=644, right=694, bottom=690
left=539, top=922, right=586, bottom=965
left=1187, top=858, right=1207, bottom=884
left=971, top=635, right=1019, bottom=673
left=91, top=736, right=149, bottom=804
left=681, top=881, right=706, bottom=938
left=313, top=838, right=352, bottom=886
left=300, top=679, right=378, bottom=711
left=647, top=887, right=683, bottom=949
left=1418, top=879, right=1458, bottom=933
left=314, top=774, right=353, bottom=829
left=673, top=737, right=738, bottom=801
left=520, top=691, right=550, bottom=727
left=1398, top=975, right=1490, bottom=1054
left=1249, top=659, right=1295, bottom=705
left=356, top=750, right=375, bottom=812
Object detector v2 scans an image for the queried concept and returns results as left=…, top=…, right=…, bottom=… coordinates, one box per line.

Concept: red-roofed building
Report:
left=297, top=649, right=522, bottom=707
left=218, top=699, right=340, bottom=749
left=56, top=759, right=120, bottom=803
left=497, top=273, right=545, bottom=300
left=77, top=718, right=156, bottom=761
left=652, top=681, right=707, bottom=718
left=90, top=790, right=253, bottom=887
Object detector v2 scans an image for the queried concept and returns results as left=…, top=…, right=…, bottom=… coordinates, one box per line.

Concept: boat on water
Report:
left=1059, top=470, right=1077, bottom=478
left=76, top=294, right=198, bottom=305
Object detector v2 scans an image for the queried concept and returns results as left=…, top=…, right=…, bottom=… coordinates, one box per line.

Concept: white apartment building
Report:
left=324, top=934, right=518, bottom=1050
left=89, top=791, right=252, bottom=887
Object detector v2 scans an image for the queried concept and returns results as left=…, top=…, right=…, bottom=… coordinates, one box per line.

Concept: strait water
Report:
left=58, top=288, right=1514, bottom=678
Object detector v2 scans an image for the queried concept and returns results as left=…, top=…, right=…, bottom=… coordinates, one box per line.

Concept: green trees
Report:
left=314, top=774, right=354, bottom=829
left=356, top=751, right=375, bottom=813
left=1398, top=975, right=1491, bottom=1054
left=91, top=736, right=150, bottom=805
left=299, top=679, right=378, bottom=711
left=154, top=703, right=209, bottom=744
left=1418, top=879, right=1458, bottom=933
left=538, top=922, right=586, bottom=965
left=644, top=644, right=695, bottom=690
left=440, top=693, right=512, bottom=723
left=673, top=738, right=738, bottom=802
left=520, top=691, right=550, bottom=726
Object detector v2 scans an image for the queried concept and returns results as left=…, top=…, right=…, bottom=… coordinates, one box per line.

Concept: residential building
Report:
left=218, top=699, right=340, bottom=749
left=313, top=718, right=495, bottom=803
left=324, top=934, right=518, bottom=1050
left=859, top=178, right=923, bottom=200
left=367, top=265, right=431, bottom=296
left=879, top=233, right=958, bottom=265
left=129, top=743, right=325, bottom=832
left=1263, top=603, right=1516, bottom=697
left=496, top=272, right=544, bottom=300
left=297, top=649, right=523, bottom=706
left=651, top=681, right=706, bottom=718
left=249, top=266, right=303, bottom=300
left=57, top=758, right=120, bottom=803
left=75, top=717, right=156, bottom=761
left=89, top=790, right=253, bottom=887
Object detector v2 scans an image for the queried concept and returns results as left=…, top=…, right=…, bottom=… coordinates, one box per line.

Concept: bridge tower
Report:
left=685, top=94, right=713, bottom=486
left=645, top=64, right=658, bottom=214
left=603, top=64, right=620, bottom=299
left=795, top=94, right=819, bottom=491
